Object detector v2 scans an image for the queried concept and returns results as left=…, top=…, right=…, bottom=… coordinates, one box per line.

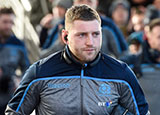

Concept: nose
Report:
left=6, top=21, right=14, bottom=30
left=85, top=34, right=93, bottom=46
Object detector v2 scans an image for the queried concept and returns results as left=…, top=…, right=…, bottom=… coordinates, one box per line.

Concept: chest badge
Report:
left=99, top=84, right=111, bottom=95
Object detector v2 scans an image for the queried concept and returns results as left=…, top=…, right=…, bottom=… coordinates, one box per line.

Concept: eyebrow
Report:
left=75, top=31, right=100, bottom=34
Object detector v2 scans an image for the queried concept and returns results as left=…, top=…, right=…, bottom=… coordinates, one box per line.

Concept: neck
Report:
left=63, top=45, right=101, bottom=67
left=70, top=52, right=86, bottom=65
left=0, top=36, right=8, bottom=44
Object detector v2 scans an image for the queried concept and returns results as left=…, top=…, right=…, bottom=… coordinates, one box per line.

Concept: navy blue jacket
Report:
left=0, top=35, right=30, bottom=77
left=6, top=46, right=148, bottom=115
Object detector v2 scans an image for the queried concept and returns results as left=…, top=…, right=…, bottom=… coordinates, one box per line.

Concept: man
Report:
left=28, top=0, right=53, bottom=30
left=120, top=19, right=160, bottom=65
left=131, top=9, right=145, bottom=32
left=142, top=18, right=160, bottom=63
left=0, top=7, right=30, bottom=115
left=109, top=0, right=131, bottom=38
left=39, top=0, right=73, bottom=47
left=6, top=5, right=149, bottom=115
left=0, top=7, right=30, bottom=78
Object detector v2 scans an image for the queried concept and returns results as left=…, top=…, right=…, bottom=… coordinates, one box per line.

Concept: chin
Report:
left=85, top=57, right=96, bottom=62
left=4, top=33, right=12, bottom=38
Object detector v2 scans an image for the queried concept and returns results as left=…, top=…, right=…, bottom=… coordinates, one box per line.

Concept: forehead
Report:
left=0, top=14, right=14, bottom=20
left=115, top=4, right=127, bottom=10
left=133, top=14, right=144, bottom=19
left=132, top=14, right=144, bottom=23
left=70, top=20, right=101, bottom=32
left=151, top=26, right=160, bottom=33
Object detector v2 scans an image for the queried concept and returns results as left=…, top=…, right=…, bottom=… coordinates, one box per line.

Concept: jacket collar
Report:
left=63, top=45, right=101, bottom=67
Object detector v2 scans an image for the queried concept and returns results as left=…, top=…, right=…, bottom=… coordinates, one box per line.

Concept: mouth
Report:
left=83, top=48, right=96, bottom=54
left=83, top=48, right=95, bottom=51
left=84, top=49, right=94, bottom=51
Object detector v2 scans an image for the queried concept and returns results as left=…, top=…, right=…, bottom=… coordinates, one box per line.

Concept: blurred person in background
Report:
left=0, top=7, right=30, bottom=114
left=144, top=0, right=160, bottom=25
left=127, top=31, right=143, bottom=55
left=142, top=18, right=160, bottom=63
left=127, top=0, right=153, bottom=23
left=28, top=0, right=53, bottom=31
left=131, top=8, right=145, bottom=32
left=123, top=0, right=160, bottom=57
left=125, top=8, right=146, bottom=57
left=0, top=7, right=30, bottom=79
left=96, top=0, right=113, bottom=17
left=109, top=0, right=131, bottom=38
left=120, top=18, right=160, bottom=77
left=39, top=0, right=73, bottom=48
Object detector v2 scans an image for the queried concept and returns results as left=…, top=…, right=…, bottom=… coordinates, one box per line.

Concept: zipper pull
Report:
left=83, top=63, right=87, bottom=68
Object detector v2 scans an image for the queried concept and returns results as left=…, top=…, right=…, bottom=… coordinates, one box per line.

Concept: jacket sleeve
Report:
left=122, top=63, right=149, bottom=115
left=5, top=62, right=39, bottom=115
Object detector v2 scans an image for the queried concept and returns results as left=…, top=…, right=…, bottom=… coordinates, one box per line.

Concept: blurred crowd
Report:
left=0, top=0, right=160, bottom=114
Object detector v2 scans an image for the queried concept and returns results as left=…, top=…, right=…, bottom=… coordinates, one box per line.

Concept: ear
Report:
left=147, top=30, right=152, bottom=41
left=144, top=25, right=150, bottom=38
left=62, top=29, right=69, bottom=44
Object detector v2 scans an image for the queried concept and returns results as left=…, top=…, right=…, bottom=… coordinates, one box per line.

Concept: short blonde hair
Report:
left=65, top=4, right=101, bottom=30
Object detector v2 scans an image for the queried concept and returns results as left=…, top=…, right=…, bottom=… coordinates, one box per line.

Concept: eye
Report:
left=93, top=32, right=100, bottom=37
left=78, top=33, right=86, bottom=38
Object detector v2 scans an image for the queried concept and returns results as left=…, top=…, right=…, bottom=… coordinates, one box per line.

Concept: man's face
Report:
left=52, top=6, right=66, bottom=19
left=112, top=5, right=129, bottom=25
left=0, top=14, right=14, bottom=38
left=149, top=26, right=160, bottom=51
left=132, top=14, right=144, bottom=32
left=67, top=20, right=102, bottom=63
left=154, top=0, right=160, bottom=9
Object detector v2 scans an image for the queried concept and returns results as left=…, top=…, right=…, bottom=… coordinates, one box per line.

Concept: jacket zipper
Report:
left=80, top=64, right=87, bottom=115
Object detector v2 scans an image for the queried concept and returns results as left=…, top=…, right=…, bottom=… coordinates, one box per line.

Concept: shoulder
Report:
left=101, top=53, right=127, bottom=68
left=38, top=51, right=62, bottom=66
left=101, top=16, right=114, bottom=24
left=36, top=51, right=67, bottom=77
left=16, top=52, right=62, bottom=85
left=100, top=53, right=139, bottom=92
left=7, top=35, right=25, bottom=47
left=100, top=53, right=136, bottom=81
